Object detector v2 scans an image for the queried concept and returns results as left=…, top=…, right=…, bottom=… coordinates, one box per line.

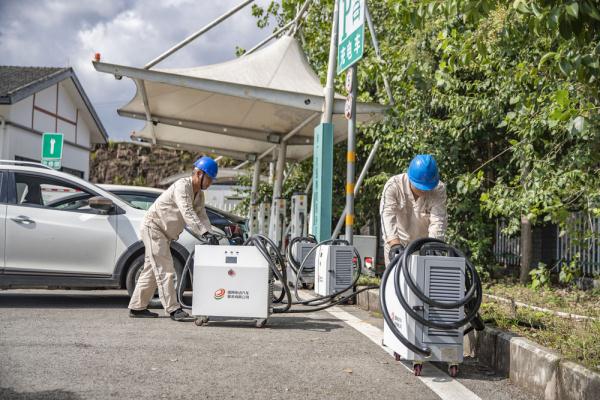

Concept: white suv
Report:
left=0, top=160, right=208, bottom=296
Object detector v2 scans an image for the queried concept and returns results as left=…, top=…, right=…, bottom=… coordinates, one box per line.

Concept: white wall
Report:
left=76, top=113, right=91, bottom=148
left=1, top=79, right=98, bottom=179
left=8, top=96, right=32, bottom=126
left=6, top=124, right=90, bottom=179
left=57, top=84, right=77, bottom=122
left=34, top=84, right=56, bottom=111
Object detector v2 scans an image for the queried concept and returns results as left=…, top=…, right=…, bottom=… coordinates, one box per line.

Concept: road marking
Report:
left=325, top=306, right=482, bottom=400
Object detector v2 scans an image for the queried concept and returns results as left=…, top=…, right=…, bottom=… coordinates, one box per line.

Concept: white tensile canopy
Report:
left=93, top=36, right=386, bottom=162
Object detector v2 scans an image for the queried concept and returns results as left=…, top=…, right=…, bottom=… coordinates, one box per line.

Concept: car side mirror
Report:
left=89, top=196, right=114, bottom=214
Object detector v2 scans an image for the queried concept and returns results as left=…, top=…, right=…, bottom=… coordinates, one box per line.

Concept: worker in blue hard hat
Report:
left=129, top=156, right=219, bottom=321
left=379, top=154, right=447, bottom=265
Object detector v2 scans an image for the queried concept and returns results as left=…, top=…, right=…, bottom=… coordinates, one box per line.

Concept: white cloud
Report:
left=0, top=0, right=278, bottom=140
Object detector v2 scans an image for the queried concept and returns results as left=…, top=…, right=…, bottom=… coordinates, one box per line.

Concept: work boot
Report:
left=129, top=309, right=158, bottom=318
left=170, top=308, right=190, bottom=321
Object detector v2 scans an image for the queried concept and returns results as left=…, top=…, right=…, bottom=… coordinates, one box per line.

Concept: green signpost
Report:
left=337, top=0, right=365, bottom=74
left=41, top=132, right=63, bottom=169
left=312, top=123, right=334, bottom=241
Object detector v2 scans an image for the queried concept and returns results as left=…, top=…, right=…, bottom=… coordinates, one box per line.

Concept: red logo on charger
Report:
left=214, top=288, right=226, bottom=300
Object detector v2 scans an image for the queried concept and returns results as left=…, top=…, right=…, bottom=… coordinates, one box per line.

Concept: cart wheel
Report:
left=194, top=318, right=204, bottom=327
left=256, top=319, right=267, bottom=328
left=448, top=365, right=459, bottom=378
left=201, top=316, right=209, bottom=323
left=413, top=363, right=423, bottom=376
left=394, top=352, right=401, bottom=361
left=307, top=284, right=314, bottom=290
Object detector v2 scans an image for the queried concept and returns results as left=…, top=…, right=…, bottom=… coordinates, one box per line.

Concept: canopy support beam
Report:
left=244, top=0, right=312, bottom=56
left=144, top=0, right=254, bottom=69
left=273, top=142, right=287, bottom=199
left=141, top=138, right=253, bottom=160
left=120, top=111, right=313, bottom=145
left=365, top=4, right=394, bottom=105
left=136, top=79, right=156, bottom=144
left=257, top=112, right=319, bottom=160
left=94, top=62, right=387, bottom=116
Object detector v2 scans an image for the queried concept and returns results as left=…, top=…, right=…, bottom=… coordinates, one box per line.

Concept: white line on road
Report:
left=324, top=306, right=482, bottom=400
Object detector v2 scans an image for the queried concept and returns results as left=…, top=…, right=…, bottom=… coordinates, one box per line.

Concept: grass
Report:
left=485, top=280, right=600, bottom=318
left=480, top=300, right=600, bottom=372
left=354, top=270, right=600, bottom=371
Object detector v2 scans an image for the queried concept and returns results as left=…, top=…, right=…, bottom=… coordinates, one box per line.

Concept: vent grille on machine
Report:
left=334, top=248, right=354, bottom=286
left=426, top=265, right=462, bottom=338
left=301, top=246, right=316, bottom=271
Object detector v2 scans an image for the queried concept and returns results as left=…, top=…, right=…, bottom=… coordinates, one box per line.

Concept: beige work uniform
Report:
left=380, top=173, right=447, bottom=265
left=128, top=177, right=212, bottom=314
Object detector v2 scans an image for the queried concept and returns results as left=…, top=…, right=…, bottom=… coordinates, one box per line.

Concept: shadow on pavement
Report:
left=0, top=387, right=81, bottom=400
left=197, top=316, right=344, bottom=332
left=0, top=292, right=130, bottom=309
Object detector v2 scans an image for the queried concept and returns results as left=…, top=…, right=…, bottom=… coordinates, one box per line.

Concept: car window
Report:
left=110, top=192, right=159, bottom=210
left=206, top=209, right=230, bottom=226
left=0, top=172, right=5, bottom=203
left=14, top=173, right=95, bottom=212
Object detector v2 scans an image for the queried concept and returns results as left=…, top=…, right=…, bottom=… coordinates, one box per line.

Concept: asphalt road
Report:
left=0, top=289, right=539, bottom=400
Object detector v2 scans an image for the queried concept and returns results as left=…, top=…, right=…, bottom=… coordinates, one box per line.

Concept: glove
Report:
left=388, top=244, right=404, bottom=261
left=201, top=231, right=219, bottom=245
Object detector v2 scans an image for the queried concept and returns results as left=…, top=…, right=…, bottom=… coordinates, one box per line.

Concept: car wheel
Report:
left=125, top=252, right=183, bottom=308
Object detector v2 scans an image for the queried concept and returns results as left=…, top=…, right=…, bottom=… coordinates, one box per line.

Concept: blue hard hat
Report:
left=407, top=154, right=439, bottom=191
left=193, top=156, right=218, bottom=180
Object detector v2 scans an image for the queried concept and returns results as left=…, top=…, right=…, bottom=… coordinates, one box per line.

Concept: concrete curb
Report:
left=356, top=287, right=600, bottom=400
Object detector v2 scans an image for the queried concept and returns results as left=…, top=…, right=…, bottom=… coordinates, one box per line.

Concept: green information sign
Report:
left=41, top=132, right=63, bottom=169
left=337, top=0, right=365, bottom=74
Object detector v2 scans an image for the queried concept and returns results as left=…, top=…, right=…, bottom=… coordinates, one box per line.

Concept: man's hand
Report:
left=388, top=244, right=404, bottom=262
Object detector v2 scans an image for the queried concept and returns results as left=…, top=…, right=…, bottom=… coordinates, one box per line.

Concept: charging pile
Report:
left=176, top=233, right=376, bottom=327
left=381, top=238, right=484, bottom=376
left=176, top=233, right=483, bottom=377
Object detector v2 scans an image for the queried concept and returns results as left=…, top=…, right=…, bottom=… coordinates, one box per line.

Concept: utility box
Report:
left=192, top=245, right=272, bottom=322
left=340, top=234, right=377, bottom=275
left=315, top=245, right=354, bottom=296
left=287, top=241, right=316, bottom=288
left=383, top=255, right=465, bottom=363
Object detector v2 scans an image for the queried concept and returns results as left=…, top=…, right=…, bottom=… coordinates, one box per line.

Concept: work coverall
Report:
left=128, top=177, right=212, bottom=314
left=379, top=173, right=447, bottom=265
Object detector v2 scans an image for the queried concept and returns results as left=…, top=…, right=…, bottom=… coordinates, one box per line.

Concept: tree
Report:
left=245, top=0, right=600, bottom=279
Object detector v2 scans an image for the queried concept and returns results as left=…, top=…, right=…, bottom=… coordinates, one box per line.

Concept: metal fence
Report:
left=556, top=213, right=600, bottom=276
left=493, top=214, right=600, bottom=275
left=493, top=219, right=521, bottom=267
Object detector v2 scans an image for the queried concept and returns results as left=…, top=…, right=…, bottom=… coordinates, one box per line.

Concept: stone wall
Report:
left=89, top=141, right=200, bottom=188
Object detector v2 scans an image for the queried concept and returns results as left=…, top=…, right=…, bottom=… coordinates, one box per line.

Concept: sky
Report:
left=0, top=0, right=275, bottom=141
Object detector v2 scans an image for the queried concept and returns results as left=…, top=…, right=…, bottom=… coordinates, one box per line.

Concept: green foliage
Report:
left=249, top=0, right=600, bottom=273
left=530, top=262, right=551, bottom=289
left=559, top=255, right=582, bottom=285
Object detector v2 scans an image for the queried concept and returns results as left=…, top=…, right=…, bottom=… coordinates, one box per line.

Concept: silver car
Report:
left=0, top=160, right=217, bottom=297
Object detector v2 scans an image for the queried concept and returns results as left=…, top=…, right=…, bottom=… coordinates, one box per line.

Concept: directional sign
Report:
left=41, top=132, right=63, bottom=170
left=337, top=0, right=365, bottom=74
